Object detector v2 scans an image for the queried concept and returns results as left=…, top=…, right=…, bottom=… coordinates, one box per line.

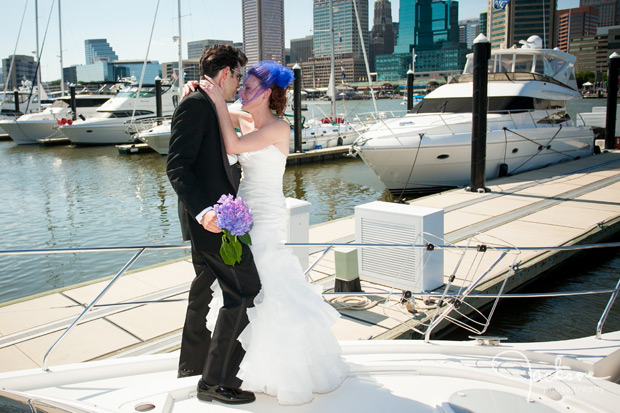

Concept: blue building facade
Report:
left=76, top=61, right=161, bottom=83
left=84, top=39, right=118, bottom=64
left=378, top=0, right=462, bottom=79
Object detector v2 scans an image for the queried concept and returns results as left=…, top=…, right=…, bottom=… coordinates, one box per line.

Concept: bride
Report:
left=200, top=60, right=349, bottom=405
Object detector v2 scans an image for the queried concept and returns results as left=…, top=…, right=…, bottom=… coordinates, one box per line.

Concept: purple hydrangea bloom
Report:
left=213, top=194, right=253, bottom=236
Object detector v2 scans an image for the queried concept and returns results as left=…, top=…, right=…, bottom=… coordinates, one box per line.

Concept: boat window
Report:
left=413, top=96, right=569, bottom=114
left=513, top=54, right=534, bottom=73
left=533, top=55, right=545, bottom=74
left=449, top=72, right=568, bottom=89
left=536, top=111, right=571, bottom=124
left=414, top=96, right=535, bottom=114
left=56, top=97, right=108, bottom=108
left=0, top=109, right=23, bottom=116
left=76, top=98, right=109, bottom=107
left=533, top=98, right=565, bottom=110
left=116, top=87, right=157, bottom=98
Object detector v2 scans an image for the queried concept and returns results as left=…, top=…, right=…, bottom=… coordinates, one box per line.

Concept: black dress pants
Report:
left=178, top=243, right=261, bottom=388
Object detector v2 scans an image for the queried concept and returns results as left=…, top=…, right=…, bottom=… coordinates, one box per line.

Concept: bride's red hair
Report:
left=269, top=85, right=288, bottom=116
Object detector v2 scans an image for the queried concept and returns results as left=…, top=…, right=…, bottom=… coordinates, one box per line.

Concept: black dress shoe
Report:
left=177, top=368, right=200, bottom=378
left=197, top=379, right=256, bottom=404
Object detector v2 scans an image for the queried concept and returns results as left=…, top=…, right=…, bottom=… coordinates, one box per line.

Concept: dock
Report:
left=116, top=143, right=155, bottom=154
left=1, top=150, right=620, bottom=372
left=286, top=146, right=354, bottom=165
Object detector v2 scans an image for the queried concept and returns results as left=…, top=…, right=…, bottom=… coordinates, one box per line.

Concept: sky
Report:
left=1, top=0, right=574, bottom=83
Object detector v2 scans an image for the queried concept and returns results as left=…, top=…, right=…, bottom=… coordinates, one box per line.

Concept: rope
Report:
left=396, top=133, right=424, bottom=201
left=327, top=295, right=379, bottom=311
left=504, top=124, right=579, bottom=175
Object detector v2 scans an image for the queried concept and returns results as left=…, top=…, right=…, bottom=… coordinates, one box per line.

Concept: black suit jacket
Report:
left=167, top=89, right=240, bottom=251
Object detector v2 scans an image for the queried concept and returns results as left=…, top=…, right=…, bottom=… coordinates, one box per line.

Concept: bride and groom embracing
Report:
left=166, top=45, right=348, bottom=406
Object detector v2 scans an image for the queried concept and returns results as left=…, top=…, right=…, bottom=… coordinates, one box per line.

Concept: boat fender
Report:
left=337, top=137, right=343, bottom=146
left=499, top=163, right=508, bottom=177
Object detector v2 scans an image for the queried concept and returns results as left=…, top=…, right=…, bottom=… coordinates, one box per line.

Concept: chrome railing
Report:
left=1, top=239, right=618, bottom=369
left=125, top=116, right=172, bottom=135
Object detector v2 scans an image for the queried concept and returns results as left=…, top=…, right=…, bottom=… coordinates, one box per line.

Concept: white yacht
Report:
left=1, top=330, right=619, bottom=412
left=135, top=118, right=360, bottom=156
left=0, top=94, right=112, bottom=145
left=0, top=84, right=47, bottom=136
left=135, top=120, right=172, bottom=155
left=59, top=82, right=178, bottom=145
left=353, top=36, right=595, bottom=195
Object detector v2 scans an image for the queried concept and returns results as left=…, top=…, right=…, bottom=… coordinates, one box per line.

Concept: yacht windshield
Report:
left=89, top=110, right=154, bottom=119
left=116, top=87, right=157, bottom=98
left=462, top=50, right=576, bottom=88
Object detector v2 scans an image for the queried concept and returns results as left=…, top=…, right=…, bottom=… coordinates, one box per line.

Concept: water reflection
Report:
left=0, top=141, right=387, bottom=303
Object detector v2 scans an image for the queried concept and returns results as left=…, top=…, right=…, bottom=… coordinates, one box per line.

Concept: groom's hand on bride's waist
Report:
left=201, top=210, right=222, bottom=233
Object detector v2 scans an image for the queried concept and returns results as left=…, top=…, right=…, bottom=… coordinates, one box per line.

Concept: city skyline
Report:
left=1, top=0, right=573, bottom=83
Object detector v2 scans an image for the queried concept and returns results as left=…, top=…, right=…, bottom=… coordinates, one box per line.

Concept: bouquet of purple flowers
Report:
left=213, top=194, right=253, bottom=266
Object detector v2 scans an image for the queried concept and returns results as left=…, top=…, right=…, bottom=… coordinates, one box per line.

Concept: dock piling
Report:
left=406, top=69, right=414, bottom=113
left=69, top=85, right=76, bottom=120
left=13, top=90, right=19, bottom=114
left=470, top=34, right=491, bottom=193
left=293, top=64, right=302, bottom=153
left=605, top=52, right=620, bottom=150
left=155, top=77, right=163, bottom=125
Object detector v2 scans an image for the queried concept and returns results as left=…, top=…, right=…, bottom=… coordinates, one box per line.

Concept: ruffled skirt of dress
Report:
left=206, top=242, right=349, bottom=405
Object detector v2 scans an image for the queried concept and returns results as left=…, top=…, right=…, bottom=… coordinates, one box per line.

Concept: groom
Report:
left=167, top=45, right=261, bottom=405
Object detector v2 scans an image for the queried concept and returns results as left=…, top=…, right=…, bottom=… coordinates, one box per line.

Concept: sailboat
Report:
left=0, top=1, right=48, bottom=137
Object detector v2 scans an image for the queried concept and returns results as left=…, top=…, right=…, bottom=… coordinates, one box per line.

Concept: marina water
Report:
left=1, top=98, right=618, bottom=341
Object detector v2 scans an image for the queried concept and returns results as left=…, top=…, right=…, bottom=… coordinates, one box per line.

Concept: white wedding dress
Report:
left=206, top=145, right=349, bottom=405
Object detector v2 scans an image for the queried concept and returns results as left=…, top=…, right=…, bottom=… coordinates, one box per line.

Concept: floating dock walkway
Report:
left=1, top=150, right=620, bottom=372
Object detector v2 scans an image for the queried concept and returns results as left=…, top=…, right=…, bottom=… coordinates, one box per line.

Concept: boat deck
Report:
left=1, top=150, right=620, bottom=372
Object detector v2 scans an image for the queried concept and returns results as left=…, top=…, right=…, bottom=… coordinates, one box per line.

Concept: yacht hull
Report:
left=357, top=123, right=594, bottom=195
left=136, top=124, right=170, bottom=155
left=0, top=119, right=65, bottom=144
left=60, top=120, right=137, bottom=145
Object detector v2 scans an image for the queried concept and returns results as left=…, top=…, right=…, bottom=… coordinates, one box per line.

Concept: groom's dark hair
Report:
left=199, top=45, right=247, bottom=78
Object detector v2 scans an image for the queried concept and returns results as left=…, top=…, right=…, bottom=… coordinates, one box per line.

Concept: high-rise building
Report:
left=459, top=19, right=480, bottom=50
left=242, top=0, right=285, bottom=66
left=84, top=39, right=118, bottom=64
left=480, top=11, right=487, bottom=37
left=394, top=0, right=459, bottom=54
left=1, top=55, right=37, bottom=90
left=370, top=0, right=395, bottom=71
left=580, top=0, right=620, bottom=27
left=487, top=0, right=557, bottom=50
left=557, top=6, right=599, bottom=52
left=290, top=35, right=314, bottom=63
left=312, top=0, right=369, bottom=59
left=187, top=39, right=235, bottom=60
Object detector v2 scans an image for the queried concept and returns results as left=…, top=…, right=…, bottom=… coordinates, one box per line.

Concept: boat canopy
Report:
left=463, top=41, right=577, bottom=90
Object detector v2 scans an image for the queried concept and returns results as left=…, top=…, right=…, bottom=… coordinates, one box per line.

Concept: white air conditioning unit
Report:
left=355, top=201, right=444, bottom=292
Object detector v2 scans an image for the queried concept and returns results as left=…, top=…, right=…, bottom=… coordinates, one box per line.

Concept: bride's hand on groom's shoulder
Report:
left=182, top=81, right=199, bottom=99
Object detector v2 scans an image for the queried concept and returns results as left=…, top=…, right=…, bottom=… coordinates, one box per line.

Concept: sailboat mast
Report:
left=352, top=0, right=377, bottom=114
left=177, top=0, right=183, bottom=100
left=329, top=0, right=336, bottom=120
left=58, top=0, right=64, bottom=96
left=35, top=0, right=43, bottom=99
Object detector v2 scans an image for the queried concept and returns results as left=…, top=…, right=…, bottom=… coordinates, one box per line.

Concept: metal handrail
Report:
left=1, top=239, right=618, bottom=371
left=597, top=276, right=620, bottom=339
